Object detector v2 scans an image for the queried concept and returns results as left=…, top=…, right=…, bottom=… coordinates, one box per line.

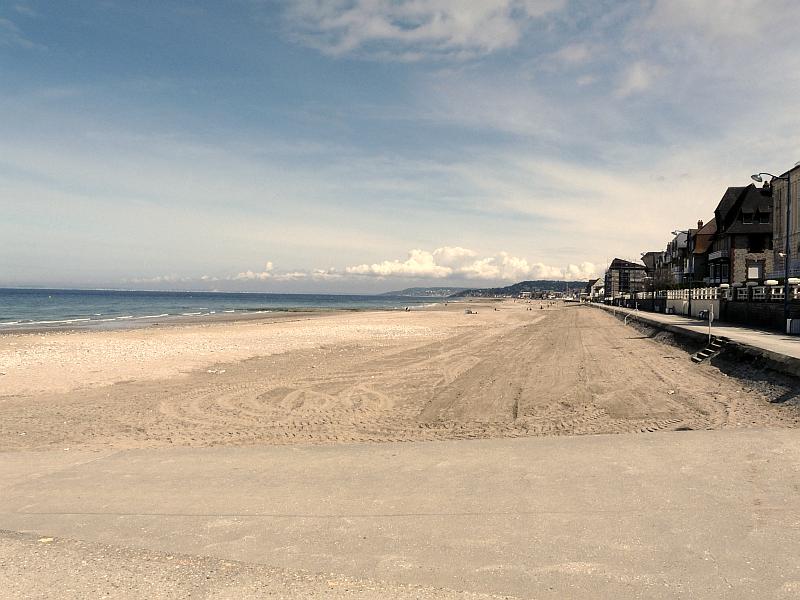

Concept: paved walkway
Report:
left=596, top=303, right=800, bottom=362
left=2, top=431, right=800, bottom=598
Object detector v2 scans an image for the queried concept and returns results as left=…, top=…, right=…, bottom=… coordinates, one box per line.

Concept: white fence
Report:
left=617, top=285, right=800, bottom=303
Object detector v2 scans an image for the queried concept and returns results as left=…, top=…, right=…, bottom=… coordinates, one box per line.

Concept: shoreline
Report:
left=0, top=308, right=341, bottom=336
left=0, top=300, right=468, bottom=336
left=0, top=300, right=484, bottom=398
left=0, top=287, right=480, bottom=336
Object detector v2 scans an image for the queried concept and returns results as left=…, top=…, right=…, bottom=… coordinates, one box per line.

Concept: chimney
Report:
left=697, top=220, right=703, bottom=229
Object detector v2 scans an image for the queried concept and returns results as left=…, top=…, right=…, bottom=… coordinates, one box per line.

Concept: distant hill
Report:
left=453, top=280, right=589, bottom=298
left=381, top=286, right=469, bottom=297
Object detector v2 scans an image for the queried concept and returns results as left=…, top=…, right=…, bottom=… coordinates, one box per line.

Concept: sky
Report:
left=2, top=0, right=800, bottom=293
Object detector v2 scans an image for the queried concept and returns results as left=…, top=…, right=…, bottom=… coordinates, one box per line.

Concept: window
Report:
left=749, top=235, right=765, bottom=253
left=747, top=259, right=765, bottom=280
left=742, top=212, right=753, bottom=224
left=759, top=212, right=770, bottom=224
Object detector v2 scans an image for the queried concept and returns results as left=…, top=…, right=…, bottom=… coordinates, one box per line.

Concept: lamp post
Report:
left=752, top=172, right=791, bottom=328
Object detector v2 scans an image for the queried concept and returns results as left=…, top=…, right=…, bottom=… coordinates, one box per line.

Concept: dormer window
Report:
left=759, top=212, right=770, bottom=224
left=742, top=212, right=753, bottom=224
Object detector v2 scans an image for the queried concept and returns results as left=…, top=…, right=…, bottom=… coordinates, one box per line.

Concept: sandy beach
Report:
left=4, top=300, right=800, bottom=598
left=1, top=300, right=798, bottom=452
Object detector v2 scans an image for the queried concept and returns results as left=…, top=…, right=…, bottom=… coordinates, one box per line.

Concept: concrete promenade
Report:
left=2, top=431, right=800, bottom=598
left=595, top=303, right=800, bottom=364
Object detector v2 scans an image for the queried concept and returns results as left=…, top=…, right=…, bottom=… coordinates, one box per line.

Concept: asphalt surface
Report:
left=2, top=430, right=800, bottom=598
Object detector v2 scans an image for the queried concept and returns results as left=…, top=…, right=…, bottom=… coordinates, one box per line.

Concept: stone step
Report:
left=690, top=335, right=731, bottom=364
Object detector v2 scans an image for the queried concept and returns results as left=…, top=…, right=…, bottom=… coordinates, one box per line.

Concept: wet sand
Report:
left=1, top=301, right=798, bottom=451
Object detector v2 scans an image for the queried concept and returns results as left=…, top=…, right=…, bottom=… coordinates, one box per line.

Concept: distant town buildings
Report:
left=584, top=278, right=604, bottom=301
left=595, top=161, right=800, bottom=331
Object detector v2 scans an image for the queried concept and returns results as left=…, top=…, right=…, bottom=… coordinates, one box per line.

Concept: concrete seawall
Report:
left=591, top=303, right=800, bottom=379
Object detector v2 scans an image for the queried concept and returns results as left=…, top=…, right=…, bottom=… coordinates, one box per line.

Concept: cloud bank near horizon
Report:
left=125, top=247, right=599, bottom=290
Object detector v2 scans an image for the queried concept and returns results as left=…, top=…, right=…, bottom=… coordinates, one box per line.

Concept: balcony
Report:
left=708, top=250, right=729, bottom=261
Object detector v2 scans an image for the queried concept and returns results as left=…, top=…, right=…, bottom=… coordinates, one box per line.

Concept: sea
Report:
left=0, top=288, right=447, bottom=331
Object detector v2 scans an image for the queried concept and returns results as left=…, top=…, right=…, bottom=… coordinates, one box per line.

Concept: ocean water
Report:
left=0, top=288, right=446, bottom=330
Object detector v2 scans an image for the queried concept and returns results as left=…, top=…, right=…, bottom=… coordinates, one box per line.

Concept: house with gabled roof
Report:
left=707, top=183, right=773, bottom=284
left=687, top=218, right=716, bottom=284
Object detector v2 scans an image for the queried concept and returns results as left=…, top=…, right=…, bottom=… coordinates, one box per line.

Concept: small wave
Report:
left=116, top=316, right=134, bottom=320
left=181, top=312, right=203, bottom=316
left=28, top=318, right=92, bottom=325
left=133, top=314, right=169, bottom=320
left=0, top=321, right=21, bottom=326
left=223, top=310, right=235, bottom=313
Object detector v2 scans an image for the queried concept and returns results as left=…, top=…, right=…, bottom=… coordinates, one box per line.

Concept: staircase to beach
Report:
left=691, top=336, right=730, bottom=363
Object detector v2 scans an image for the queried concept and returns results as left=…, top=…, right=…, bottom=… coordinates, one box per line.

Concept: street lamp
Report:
left=752, top=172, right=791, bottom=327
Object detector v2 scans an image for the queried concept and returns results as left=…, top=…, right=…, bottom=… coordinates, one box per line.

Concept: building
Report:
left=707, top=184, right=773, bottom=284
left=584, top=278, right=604, bottom=301
left=604, top=258, right=648, bottom=299
left=686, top=218, right=716, bottom=284
left=640, top=251, right=661, bottom=276
left=663, top=230, right=690, bottom=285
left=768, top=163, right=800, bottom=278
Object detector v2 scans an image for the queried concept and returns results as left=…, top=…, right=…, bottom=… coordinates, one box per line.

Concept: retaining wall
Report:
left=720, top=301, right=800, bottom=332
left=593, top=303, right=800, bottom=378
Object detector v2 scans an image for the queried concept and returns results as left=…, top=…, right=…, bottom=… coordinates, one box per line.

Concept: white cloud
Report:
left=431, top=246, right=477, bottom=268
left=234, top=261, right=276, bottom=281
left=231, top=263, right=347, bottom=282
left=125, top=274, right=196, bottom=285
left=346, top=248, right=452, bottom=277
left=615, top=61, right=659, bottom=98
left=344, top=247, right=598, bottom=281
left=644, top=0, right=793, bottom=40
left=565, top=262, right=599, bottom=280
left=13, top=4, right=38, bottom=17
left=283, top=0, right=566, bottom=60
left=137, top=249, right=598, bottom=289
left=552, top=42, right=593, bottom=65
left=0, top=17, right=40, bottom=48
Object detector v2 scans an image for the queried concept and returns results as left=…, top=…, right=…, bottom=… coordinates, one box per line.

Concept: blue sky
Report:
left=2, top=0, right=799, bottom=292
